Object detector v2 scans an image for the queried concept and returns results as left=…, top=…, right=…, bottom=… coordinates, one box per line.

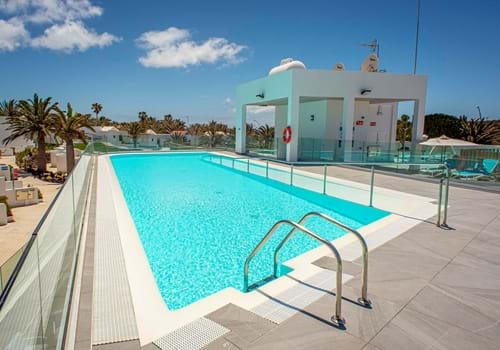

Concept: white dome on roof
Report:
left=269, top=58, right=306, bottom=75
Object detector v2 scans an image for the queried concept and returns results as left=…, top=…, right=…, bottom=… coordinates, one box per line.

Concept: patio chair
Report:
left=420, top=159, right=457, bottom=177
left=452, top=159, right=499, bottom=180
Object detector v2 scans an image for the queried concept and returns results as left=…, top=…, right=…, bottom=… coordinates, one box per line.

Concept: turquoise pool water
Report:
left=110, top=153, right=389, bottom=310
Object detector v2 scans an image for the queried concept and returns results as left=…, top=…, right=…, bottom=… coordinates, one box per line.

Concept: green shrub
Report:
left=74, top=143, right=87, bottom=151
left=15, top=147, right=35, bottom=168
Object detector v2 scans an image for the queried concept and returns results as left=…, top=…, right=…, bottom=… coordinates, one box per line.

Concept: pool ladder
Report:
left=243, top=211, right=371, bottom=328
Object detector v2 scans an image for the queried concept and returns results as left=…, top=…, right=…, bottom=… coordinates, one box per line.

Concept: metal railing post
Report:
left=323, top=165, right=327, bottom=194
left=437, top=178, right=444, bottom=227
left=247, top=159, right=250, bottom=173
left=442, top=168, right=450, bottom=226
left=219, top=156, right=222, bottom=165
left=290, top=164, right=294, bottom=186
left=266, top=160, right=269, bottom=179
left=232, top=159, right=235, bottom=169
left=369, top=166, right=375, bottom=207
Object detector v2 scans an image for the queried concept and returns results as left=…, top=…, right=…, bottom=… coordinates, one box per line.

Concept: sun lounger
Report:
left=452, top=159, right=499, bottom=179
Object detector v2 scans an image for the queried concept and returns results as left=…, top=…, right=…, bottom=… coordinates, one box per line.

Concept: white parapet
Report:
left=0, top=203, right=7, bottom=226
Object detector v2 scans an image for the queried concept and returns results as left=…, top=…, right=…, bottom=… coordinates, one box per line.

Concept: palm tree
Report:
left=54, top=103, right=94, bottom=172
left=396, top=115, right=412, bottom=145
left=138, top=111, right=148, bottom=124
left=187, top=123, right=204, bottom=146
left=96, top=115, right=112, bottom=126
left=127, top=122, right=144, bottom=148
left=246, top=123, right=256, bottom=137
left=91, top=103, right=103, bottom=119
left=3, top=94, right=58, bottom=172
left=0, top=99, right=19, bottom=117
left=459, top=116, right=500, bottom=144
left=256, top=124, right=275, bottom=148
left=187, top=123, right=205, bottom=136
left=162, top=114, right=186, bottom=133
left=204, top=120, right=224, bottom=148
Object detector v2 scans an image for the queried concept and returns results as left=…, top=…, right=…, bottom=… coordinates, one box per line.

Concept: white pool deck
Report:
left=91, top=152, right=439, bottom=347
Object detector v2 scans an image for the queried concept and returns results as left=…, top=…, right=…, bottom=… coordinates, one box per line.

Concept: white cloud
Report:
left=224, top=97, right=236, bottom=113
left=137, top=26, right=246, bottom=68
left=223, top=97, right=274, bottom=116
left=0, top=0, right=102, bottom=23
left=0, top=0, right=29, bottom=13
left=0, top=0, right=118, bottom=52
left=0, top=18, right=28, bottom=51
left=248, top=105, right=274, bottom=114
left=30, top=20, right=120, bottom=52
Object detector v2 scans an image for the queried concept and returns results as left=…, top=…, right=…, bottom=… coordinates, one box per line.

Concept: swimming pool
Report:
left=110, top=153, right=389, bottom=310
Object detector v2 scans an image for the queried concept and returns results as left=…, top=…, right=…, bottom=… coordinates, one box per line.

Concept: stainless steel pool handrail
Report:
left=272, top=212, right=371, bottom=307
left=243, top=219, right=345, bottom=327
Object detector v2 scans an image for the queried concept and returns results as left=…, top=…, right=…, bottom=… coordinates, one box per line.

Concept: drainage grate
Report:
left=153, top=317, right=229, bottom=350
left=93, top=158, right=139, bottom=345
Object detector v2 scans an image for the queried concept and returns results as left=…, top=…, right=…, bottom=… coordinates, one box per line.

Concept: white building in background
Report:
left=235, top=56, right=428, bottom=162
left=83, top=126, right=126, bottom=145
left=137, top=129, right=161, bottom=147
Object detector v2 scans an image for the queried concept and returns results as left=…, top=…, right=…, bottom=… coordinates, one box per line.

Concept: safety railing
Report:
left=0, top=244, right=26, bottom=296
left=273, top=212, right=371, bottom=307
left=204, top=154, right=451, bottom=227
left=0, top=145, right=95, bottom=349
left=243, top=219, right=345, bottom=327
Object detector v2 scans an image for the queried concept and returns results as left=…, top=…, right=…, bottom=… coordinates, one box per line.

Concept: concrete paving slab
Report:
left=205, top=304, right=276, bottom=349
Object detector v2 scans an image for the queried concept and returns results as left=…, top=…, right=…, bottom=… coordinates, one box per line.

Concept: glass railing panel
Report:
left=0, top=148, right=93, bottom=349
left=0, top=245, right=26, bottom=295
left=36, top=173, right=76, bottom=348
left=0, top=237, right=44, bottom=349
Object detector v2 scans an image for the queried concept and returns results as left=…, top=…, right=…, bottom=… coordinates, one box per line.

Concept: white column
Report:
left=275, top=105, right=287, bottom=160
left=411, top=98, right=426, bottom=147
left=235, top=103, right=246, bottom=154
left=342, top=96, right=355, bottom=161
left=286, top=94, right=300, bottom=162
left=389, top=102, right=399, bottom=152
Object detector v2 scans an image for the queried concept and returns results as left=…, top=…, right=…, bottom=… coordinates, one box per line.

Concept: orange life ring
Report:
left=282, top=126, right=292, bottom=144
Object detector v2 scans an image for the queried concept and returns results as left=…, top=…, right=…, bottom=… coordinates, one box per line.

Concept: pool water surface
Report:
left=110, top=153, right=389, bottom=310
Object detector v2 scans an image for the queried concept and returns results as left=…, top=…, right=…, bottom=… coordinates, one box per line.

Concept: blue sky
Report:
left=1, top=0, right=499, bottom=125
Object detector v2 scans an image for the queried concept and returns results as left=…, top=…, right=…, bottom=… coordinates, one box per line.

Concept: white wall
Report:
left=298, top=101, right=328, bottom=139
left=293, top=100, right=396, bottom=144
left=325, top=100, right=343, bottom=141
left=138, top=135, right=160, bottom=147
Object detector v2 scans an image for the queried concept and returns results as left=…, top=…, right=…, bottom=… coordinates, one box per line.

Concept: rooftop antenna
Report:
left=361, top=39, right=379, bottom=58
left=413, top=0, right=421, bottom=74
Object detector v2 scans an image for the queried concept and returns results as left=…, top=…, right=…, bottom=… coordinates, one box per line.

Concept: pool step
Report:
left=250, top=269, right=350, bottom=324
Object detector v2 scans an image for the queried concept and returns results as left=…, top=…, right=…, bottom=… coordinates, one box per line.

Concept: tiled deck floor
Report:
left=93, top=162, right=500, bottom=350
